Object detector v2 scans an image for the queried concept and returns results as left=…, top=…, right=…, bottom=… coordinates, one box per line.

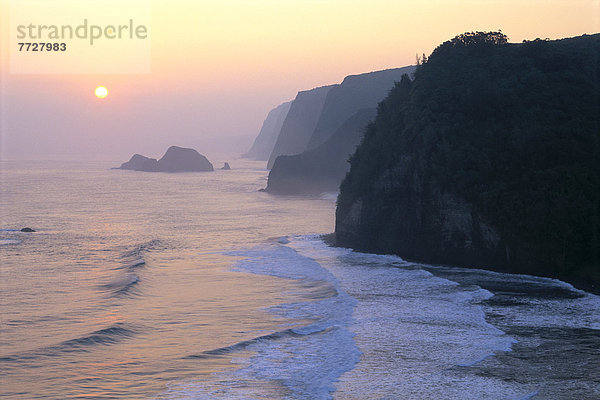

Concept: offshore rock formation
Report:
left=117, top=146, right=213, bottom=172
left=156, top=146, right=213, bottom=172
left=118, top=154, right=158, bottom=172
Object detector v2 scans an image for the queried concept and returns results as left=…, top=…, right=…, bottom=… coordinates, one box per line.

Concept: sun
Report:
left=94, top=86, right=108, bottom=99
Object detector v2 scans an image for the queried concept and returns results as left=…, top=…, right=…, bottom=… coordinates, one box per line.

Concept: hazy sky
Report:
left=1, top=0, right=598, bottom=160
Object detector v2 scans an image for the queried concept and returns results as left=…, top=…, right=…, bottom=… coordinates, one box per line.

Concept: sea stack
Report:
left=156, top=146, right=214, bottom=172
left=116, top=146, right=214, bottom=172
left=118, top=154, right=159, bottom=171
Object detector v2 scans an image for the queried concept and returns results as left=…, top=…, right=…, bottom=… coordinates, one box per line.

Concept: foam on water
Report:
left=158, top=242, right=360, bottom=399
left=318, top=192, right=339, bottom=201
left=1, top=229, right=24, bottom=245
left=158, top=235, right=533, bottom=399
left=156, top=232, right=600, bottom=399
left=287, top=235, right=528, bottom=399
left=0, top=239, right=21, bottom=245
left=227, top=244, right=360, bottom=399
left=427, top=264, right=600, bottom=331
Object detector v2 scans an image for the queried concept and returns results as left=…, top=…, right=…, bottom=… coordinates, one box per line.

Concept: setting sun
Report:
left=94, top=86, right=108, bottom=99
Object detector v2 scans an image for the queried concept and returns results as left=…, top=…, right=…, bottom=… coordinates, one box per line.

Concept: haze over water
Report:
left=1, top=0, right=598, bottom=159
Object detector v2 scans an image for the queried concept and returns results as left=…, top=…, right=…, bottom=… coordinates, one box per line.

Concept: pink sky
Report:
left=1, top=0, right=598, bottom=160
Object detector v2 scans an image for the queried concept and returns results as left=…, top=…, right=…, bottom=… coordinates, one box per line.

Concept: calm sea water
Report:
left=1, top=159, right=598, bottom=399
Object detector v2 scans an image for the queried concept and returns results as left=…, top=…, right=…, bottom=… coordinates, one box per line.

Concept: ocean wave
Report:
left=319, top=192, right=339, bottom=201
left=514, top=391, right=540, bottom=400
left=277, top=236, right=290, bottom=244
left=456, top=352, right=496, bottom=367
left=286, top=235, right=522, bottom=396
left=216, top=243, right=360, bottom=399
left=56, top=324, right=135, bottom=348
left=120, top=239, right=165, bottom=260
left=426, top=264, right=588, bottom=299
left=184, top=327, right=332, bottom=360
left=113, top=259, right=146, bottom=270
left=100, top=274, right=140, bottom=297
left=0, top=323, right=136, bottom=363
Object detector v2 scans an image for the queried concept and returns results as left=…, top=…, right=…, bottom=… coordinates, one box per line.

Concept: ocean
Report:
left=1, top=158, right=598, bottom=399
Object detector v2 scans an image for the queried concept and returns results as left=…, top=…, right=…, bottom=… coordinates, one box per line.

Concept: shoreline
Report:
left=321, top=233, right=600, bottom=296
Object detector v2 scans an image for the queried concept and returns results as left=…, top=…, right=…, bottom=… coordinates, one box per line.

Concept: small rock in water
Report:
left=221, top=162, right=231, bottom=170
left=20, top=227, right=36, bottom=232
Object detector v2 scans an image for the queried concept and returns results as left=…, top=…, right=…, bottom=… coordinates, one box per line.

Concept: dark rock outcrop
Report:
left=118, top=154, right=158, bottom=171
left=116, top=146, right=213, bottom=172
left=336, top=33, right=600, bottom=286
left=243, top=101, right=292, bottom=161
left=156, top=146, right=213, bottom=172
left=221, top=162, right=231, bottom=170
left=306, top=66, right=415, bottom=150
left=20, top=227, right=36, bottom=232
left=266, top=108, right=376, bottom=194
left=267, top=85, right=336, bottom=169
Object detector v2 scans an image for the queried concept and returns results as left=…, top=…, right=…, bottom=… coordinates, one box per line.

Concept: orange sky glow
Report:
left=0, top=0, right=598, bottom=158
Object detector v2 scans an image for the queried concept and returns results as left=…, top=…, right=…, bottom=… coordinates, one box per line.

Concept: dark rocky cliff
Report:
left=266, top=67, right=415, bottom=194
left=242, top=101, right=292, bottom=161
left=267, top=85, right=336, bottom=169
left=266, top=108, right=376, bottom=194
left=335, top=32, right=600, bottom=286
left=306, top=66, right=415, bottom=150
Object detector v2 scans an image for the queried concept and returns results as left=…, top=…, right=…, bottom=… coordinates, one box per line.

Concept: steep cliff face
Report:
left=267, top=85, right=336, bottom=169
left=266, top=108, right=376, bottom=194
left=306, top=66, right=415, bottom=150
left=242, top=101, right=292, bottom=161
left=335, top=153, right=504, bottom=269
left=336, top=33, right=600, bottom=284
left=265, top=67, right=416, bottom=194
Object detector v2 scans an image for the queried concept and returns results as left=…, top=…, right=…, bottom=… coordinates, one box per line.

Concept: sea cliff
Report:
left=266, top=66, right=415, bottom=193
left=335, top=32, right=600, bottom=288
left=243, top=101, right=292, bottom=161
